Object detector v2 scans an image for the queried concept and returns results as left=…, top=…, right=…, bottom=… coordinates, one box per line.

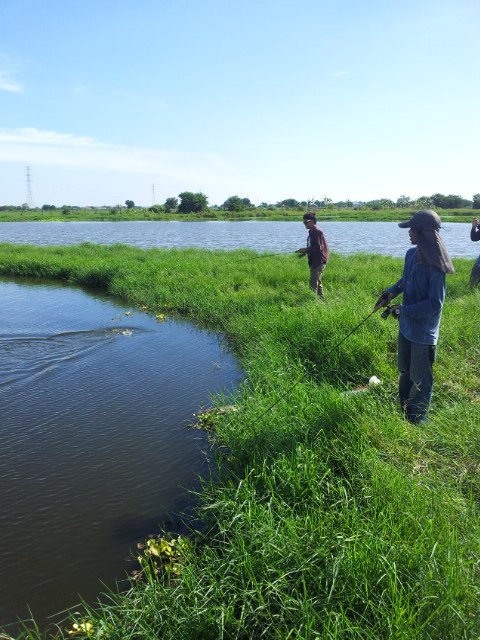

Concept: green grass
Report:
left=0, top=243, right=478, bottom=640
left=0, top=207, right=477, bottom=223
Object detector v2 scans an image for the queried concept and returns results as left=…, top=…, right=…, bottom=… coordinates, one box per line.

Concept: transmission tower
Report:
left=152, top=183, right=156, bottom=205
left=25, top=166, right=35, bottom=208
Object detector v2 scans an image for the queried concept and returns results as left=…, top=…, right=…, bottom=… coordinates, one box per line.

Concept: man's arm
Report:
left=399, top=268, right=445, bottom=319
left=373, top=279, right=403, bottom=311
left=471, top=218, right=480, bottom=242
left=309, top=228, right=328, bottom=264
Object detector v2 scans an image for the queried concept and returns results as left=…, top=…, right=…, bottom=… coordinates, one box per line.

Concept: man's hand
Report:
left=373, top=291, right=394, bottom=312
left=389, top=304, right=400, bottom=320
left=296, top=248, right=308, bottom=254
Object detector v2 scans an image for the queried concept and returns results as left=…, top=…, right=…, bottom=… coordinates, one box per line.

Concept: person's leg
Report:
left=469, top=258, right=480, bottom=288
left=405, top=342, right=436, bottom=423
left=309, top=264, right=326, bottom=298
left=316, top=264, right=326, bottom=299
left=397, top=332, right=412, bottom=416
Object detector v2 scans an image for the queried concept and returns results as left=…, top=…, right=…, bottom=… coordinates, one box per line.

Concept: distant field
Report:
left=0, top=207, right=477, bottom=224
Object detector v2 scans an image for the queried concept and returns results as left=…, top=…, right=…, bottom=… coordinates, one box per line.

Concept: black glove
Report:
left=374, top=292, right=389, bottom=308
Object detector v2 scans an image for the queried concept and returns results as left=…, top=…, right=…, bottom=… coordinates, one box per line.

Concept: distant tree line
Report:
left=2, top=192, right=480, bottom=213
left=148, top=192, right=480, bottom=213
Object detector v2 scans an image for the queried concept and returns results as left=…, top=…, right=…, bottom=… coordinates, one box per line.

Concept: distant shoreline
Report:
left=0, top=207, right=477, bottom=224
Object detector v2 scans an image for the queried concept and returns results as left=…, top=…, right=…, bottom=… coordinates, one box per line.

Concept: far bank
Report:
left=0, top=206, right=478, bottom=224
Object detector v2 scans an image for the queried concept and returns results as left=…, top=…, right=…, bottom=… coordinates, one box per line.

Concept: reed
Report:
left=0, top=243, right=478, bottom=639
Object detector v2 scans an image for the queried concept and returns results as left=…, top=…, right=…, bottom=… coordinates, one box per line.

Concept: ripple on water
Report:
left=0, top=279, right=243, bottom=632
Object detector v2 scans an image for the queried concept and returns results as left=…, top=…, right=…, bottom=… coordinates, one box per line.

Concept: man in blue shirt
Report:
left=373, top=210, right=454, bottom=423
left=469, top=217, right=480, bottom=288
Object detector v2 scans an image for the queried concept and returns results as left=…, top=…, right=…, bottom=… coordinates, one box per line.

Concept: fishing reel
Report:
left=381, top=305, right=400, bottom=320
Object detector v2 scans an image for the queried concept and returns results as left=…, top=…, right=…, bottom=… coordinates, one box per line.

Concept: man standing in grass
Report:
left=296, top=212, right=329, bottom=300
left=373, top=210, right=454, bottom=424
left=469, top=217, right=480, bottom=288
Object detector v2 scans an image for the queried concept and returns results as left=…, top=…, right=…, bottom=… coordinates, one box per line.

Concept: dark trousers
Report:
left=398, top=332, right=436, bottom=424
left=469, top=259, right=480, bottom=288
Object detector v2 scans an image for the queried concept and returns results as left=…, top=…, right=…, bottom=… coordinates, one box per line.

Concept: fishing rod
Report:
left=242, top=200, right=318, bottom=263
left=249, top=308, right=378, bottom=425
left=241, top=251, right=299, bottom=262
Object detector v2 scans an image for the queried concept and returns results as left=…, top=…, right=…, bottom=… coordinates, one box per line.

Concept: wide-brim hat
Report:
left=398, top=209, right=441, bottom=230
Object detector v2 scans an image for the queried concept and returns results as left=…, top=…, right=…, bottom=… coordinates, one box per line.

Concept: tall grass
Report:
left=0, top=243, right=478, bottom=639
left=0, top=208, right=477, bottom=223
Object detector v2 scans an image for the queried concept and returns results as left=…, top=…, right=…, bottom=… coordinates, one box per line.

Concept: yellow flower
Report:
left=67, top=620, right=94, bottom=635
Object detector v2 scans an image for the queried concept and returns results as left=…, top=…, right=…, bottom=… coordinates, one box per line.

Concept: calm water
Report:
left=0, top=279, right=242, bottom=632
left=0, top=220, right=478, bottom=258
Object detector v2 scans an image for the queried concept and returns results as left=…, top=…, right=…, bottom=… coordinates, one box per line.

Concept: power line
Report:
left=25, top=166, right=35, bottom=208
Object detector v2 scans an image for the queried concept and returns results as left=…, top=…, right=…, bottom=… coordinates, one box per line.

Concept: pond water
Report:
left=0, top=220, right=478, bottom=258
left=0, top=279, right=242, bottom=633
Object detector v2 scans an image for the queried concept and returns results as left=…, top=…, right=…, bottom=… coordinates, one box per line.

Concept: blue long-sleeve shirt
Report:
left=386, top=247, right=446, bottom=345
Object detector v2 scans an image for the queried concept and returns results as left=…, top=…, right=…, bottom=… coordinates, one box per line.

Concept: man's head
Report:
left=399, top=208, right=454, bottom=274
left=303, top=212, right=317, bottom=227
left=398, top=209, right=442, bottom=231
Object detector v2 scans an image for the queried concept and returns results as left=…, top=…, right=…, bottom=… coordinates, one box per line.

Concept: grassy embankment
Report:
left=0, top=242, right=478, bottom=640
left=0, top=207, right=477, bottom=224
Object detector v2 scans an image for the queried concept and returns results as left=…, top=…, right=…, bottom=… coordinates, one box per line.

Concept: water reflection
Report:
left=0, top=279, right=243, bottom=632
left=0, top=220, right=477, bottom=258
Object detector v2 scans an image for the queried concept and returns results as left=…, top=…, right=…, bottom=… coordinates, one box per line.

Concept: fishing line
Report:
left=240, top=251, right=298, bottom=262
left=247, top=308, right=378, bottom=426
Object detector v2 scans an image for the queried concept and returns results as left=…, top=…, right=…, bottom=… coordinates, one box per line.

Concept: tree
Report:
left=472, top=194, right=480, bottom=210
left=149, top=204, right=164, bottom=213
left=396, top=195, right=412, bottom=208
left=366, top=199, right=395, bottom=210
left=414, top=196, right=433, bottom=209
left=125, top=200, right=135, bottom=209
left=164, top=197, right=178, bottom=212
left=431, top=193, right=470, bottom=209
left=277, top=198, right=301, bottom=209
left=178, top=192, right=208, bottom=213
left=222, top=195, right=244, bottom=211
left=42, top=204, right=56, bottom=211
left=334, top=200, right=353, bottom=209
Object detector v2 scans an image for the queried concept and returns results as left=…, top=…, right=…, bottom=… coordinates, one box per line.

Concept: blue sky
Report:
left=0, top=0, right=478, bottom=207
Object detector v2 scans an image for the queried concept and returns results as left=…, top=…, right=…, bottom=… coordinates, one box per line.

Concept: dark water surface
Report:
left=0, top=220, right=478, bottom=258
left=0, top=279, right=242, bottom=632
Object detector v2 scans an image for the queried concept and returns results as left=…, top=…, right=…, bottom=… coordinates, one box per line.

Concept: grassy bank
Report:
left=0, top=243, right=478, bottom=639
left=0, top=207, right=477, bottom=224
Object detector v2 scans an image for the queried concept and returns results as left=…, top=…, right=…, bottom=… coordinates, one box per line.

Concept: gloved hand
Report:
left=389, top=304, right=400, bottom=320
left=373, top=291, right=393, bottom=312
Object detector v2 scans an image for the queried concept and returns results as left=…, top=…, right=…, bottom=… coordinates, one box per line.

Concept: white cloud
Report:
left=0, top=127, right=235, bottom=188
left=0, top=69, right=23, bottom=92
left=331, top=71, right=349, bottom=78
left=0, top=128, right=97, bottom=147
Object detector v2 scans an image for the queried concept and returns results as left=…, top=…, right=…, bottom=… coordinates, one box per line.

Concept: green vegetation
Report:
left=0, top=243, right=478, bottom=639
left=1, top=190, right=479, bottom=222
left=0, top=206, right=478, bottom=224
